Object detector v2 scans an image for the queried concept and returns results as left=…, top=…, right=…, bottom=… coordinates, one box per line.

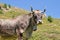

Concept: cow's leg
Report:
left=18, top=33, right=23, bottom=40
left=25, top=32, right=32, bottom=40
left=24, top=28, right=33, bottom=40
left=25, top=38, right=28, bottom=40
left=16, top=29, right=23, bottom=40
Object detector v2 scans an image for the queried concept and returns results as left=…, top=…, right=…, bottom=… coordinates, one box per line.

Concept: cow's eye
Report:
left=34, top=15, right=37, bottom=19
left=37, top=14, right=40, bottom=16
left=33, top=14, right=37, bottom=20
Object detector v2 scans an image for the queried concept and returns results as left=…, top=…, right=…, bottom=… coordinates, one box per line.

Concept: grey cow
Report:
left=0, top=7, right=46, bottom=40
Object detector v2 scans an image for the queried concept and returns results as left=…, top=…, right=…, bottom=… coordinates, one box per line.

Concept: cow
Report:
left=0, top=7, right=46, bottom=40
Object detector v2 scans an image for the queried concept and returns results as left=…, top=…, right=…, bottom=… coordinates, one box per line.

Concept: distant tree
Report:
left=48, top=16, right=53, bottom=22
left=0, top=6, right=1, bottom=9
left=3, top=4, right=7, bottom=8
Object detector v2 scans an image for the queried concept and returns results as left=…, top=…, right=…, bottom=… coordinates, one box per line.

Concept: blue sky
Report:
left=0, top=0, right=60, bottom=18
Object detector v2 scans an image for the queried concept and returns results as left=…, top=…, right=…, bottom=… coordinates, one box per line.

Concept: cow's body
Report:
left=0, top=14, right=33, bottom=35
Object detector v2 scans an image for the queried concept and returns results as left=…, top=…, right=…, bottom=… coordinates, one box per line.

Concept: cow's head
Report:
left=30, top=7, right=46, bottom=31
left=34, top=9, right=46, bottom=24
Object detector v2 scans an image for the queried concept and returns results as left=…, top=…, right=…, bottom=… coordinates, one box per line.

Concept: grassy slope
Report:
left=0, top=4, right=60, bottom=40
left=0, top=7, right=29, bottom=19
left=29, top=18, right=60, bottom=40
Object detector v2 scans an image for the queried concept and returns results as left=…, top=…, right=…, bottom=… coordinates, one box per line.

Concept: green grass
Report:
left=0, top=3, right=60, bottom=40
left=29, top=18, right=60, bottom=40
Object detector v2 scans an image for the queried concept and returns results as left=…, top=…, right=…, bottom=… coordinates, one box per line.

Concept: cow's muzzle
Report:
left=37, top=20, right=43, bottom=24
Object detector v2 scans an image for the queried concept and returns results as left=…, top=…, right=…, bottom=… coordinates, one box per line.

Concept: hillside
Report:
left=29, top=18, right=60, bottom=40
left=0, top=4, right=29, bottom=19
left=0, top=4, right=60, bottom=40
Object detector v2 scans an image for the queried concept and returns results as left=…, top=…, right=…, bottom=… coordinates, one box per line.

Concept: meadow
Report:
left=0, top=4, right=60, bottom=40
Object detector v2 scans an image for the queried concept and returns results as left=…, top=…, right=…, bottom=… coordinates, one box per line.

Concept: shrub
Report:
left=48, top=16, right=53, bottom=22
left=8, top=4, right=11, bottom=8
left=0, top=6, right=1, bottom=9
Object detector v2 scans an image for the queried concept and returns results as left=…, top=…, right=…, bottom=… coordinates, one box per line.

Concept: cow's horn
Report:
left=30, top=6, right=33, bottom=12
